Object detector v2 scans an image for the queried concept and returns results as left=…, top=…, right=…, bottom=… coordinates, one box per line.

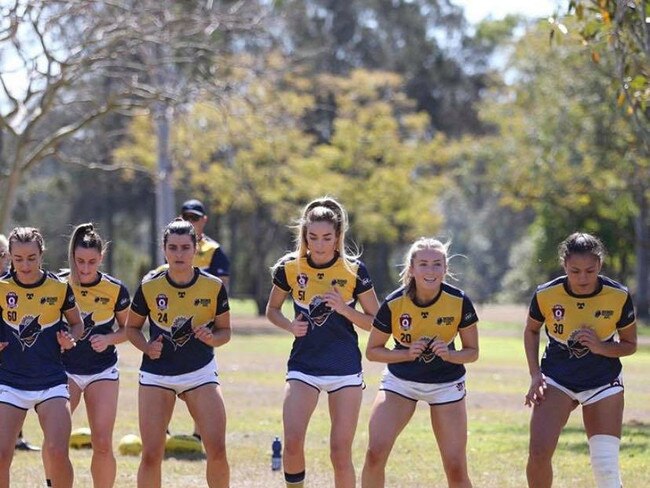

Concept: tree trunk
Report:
left=0, top=161, right=23, bottom=233
left=154, top=101, right=176, bottom=265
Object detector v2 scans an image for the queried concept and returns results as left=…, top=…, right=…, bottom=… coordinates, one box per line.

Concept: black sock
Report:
left=285, top=470, right=305, bottom=486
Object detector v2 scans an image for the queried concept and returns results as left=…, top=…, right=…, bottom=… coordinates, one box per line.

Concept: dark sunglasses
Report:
left=182, top=214, right=202, bottom=222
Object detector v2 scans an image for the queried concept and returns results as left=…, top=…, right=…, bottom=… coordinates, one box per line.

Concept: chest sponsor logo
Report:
left=552, top=304, right=565, bottom=321
left=307, top=296, right=332, bottom=327
left=6, top=292, right=18, bottom=309
left=94, top=296, right=110, bottom=305
left=12, top=315, right=42, bottom=350
left=40, top=296, right=57, bottom=306
left=156, top=294, right=168, bottom=311
left=437, top=316, right=454, bottom=326
left=331, top=278, right=347, bottom=287
left=168, top=316, right=194, bottom=350
left=296, top=273, right=309, bottom=288
left=594, top=310, right=614, bottom=319
left=80, top=312, right=96, bottom=341
left=399, top=314, right=412, bottom=331
left=194, top=298, right=212, bottom=307
left=565, top=329, right=590, bottom=359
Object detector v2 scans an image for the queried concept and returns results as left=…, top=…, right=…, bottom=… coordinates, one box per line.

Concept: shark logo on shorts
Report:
left=307, top=296, right=332, bottom=327
left=565, top=329, right=590, bottom=359
left=12, top=315, right=42, bottom=351
left=79, top=312, right=96, bottom=341
left=418, top=335, right=437, bottom=364
left=168, top=316, right=194, bottom=350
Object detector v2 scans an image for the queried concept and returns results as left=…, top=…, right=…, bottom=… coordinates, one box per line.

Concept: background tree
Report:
left=556, top=1, right=649, bottom=317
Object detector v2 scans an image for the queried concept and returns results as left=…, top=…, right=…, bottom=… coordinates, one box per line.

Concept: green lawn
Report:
left=9, top=313, right=650, bottom=487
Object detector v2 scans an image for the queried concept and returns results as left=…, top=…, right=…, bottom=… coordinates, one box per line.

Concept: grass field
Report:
left=9, top=304, right=650, bottom=487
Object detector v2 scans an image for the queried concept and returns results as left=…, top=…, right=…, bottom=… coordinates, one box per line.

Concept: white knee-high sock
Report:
left=588, top=434, right=622, bottom=488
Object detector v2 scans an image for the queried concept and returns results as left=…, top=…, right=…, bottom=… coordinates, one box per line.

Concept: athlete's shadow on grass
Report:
left=561, top=420, right=650, bottom=454
left=164, top=451, right=206, bottom=461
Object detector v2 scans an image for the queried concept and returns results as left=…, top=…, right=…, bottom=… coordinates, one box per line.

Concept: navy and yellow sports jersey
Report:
left=0, top=271, right=77, bottom=390
left=529, top=275, right=635, bottom=391
left=373, top=283, right=478, bottom=383
left=59, top=271, right=130, bottom=375
left=273, top=254, right=374, bottom=376
left=131, top=268, right=229, bottom=376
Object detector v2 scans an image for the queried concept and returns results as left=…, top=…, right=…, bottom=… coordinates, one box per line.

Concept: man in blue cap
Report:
left=180, top=199, right=230, bottom=289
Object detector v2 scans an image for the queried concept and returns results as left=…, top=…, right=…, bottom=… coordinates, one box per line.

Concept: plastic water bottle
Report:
left=271, top=436, right=282, bottom=471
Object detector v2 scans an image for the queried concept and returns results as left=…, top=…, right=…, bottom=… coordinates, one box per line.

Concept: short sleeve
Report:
left=272, top=264, right=291, bottom=292
left=208, top=248, right=230, bottom=277
left=216, top=285, right=230, bottom=316
left=616, top=293, right=636, bottom=329
left=61, top=284, right=77, bottom=312
left=130, top=286, right=150, bottom=317
left=459, top=295, right=478, bottom=328
left=115, top=284, right=131, bottom=312
left=372, top=300, right=393, bottom=334
left=528, top=293, right=544, bottom=322
left=354, top=261, right=374, bottom=296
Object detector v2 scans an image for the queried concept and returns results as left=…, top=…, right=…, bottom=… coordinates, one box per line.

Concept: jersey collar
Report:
left=11, top=269, right=47, bottom=288
left=562, top=275, right=603, bottom=298
left=306, top=252, right=339, bottom=269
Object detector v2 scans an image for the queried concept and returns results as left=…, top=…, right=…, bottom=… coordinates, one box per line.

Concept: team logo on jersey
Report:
left=418, top=335, right=437, bottom=363
left=565, top=329, right=590, bottom=359
left=552, top=304, right=565, bottom=321
left=156, top=294, right=168, bottom=311
left=437, top=316, right=454, bottom=326
left=6, top=292, right=18, bottom=309
left=307, top=296, right=332, bottom=327
left=168, top=316, right=194, bottom=350
left=594, top=309, right=614, bottom=319
left=399, top=314, right=412, bottom=331
left=296, top=273, right=309, bottom=288
left=79, top=312, right=96, bottom=341
left=12, top=315, right=42, bottom=351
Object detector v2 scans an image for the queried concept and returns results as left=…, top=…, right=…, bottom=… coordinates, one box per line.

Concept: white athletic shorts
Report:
left=67, top=364, right=119, bottom=391
left=0, top=383, right=70, bottom=411
left=545, top=373, right=623, bottom=406
left=286, top=370, right=363, bottom=393
left=379, top=369, right=466, bottom=405
left=139, top=361, right=219, bottom=396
